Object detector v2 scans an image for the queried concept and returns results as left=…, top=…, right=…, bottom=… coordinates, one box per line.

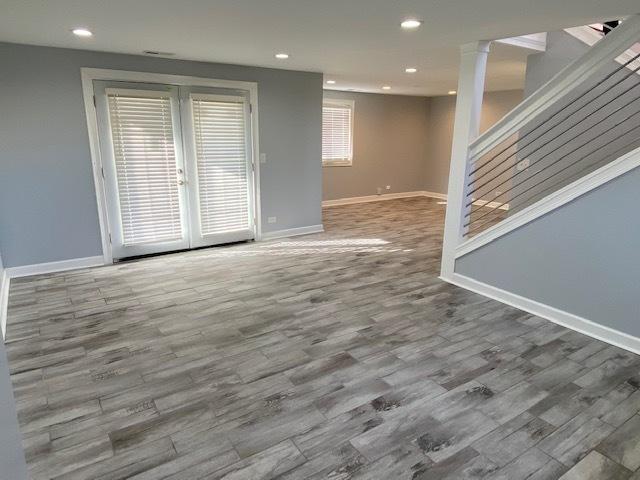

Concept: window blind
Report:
left=191, top=96, right=250, bottom=236
left=107, top=91, right=183, bottom=246
left=322, top=102, right=353, bottom=165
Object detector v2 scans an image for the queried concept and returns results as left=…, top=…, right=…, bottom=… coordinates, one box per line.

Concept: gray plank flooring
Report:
left=5, top=197, right=640, bottom=479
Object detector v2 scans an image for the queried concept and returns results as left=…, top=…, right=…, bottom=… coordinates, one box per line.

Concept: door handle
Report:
left=178, top=180, right=185, bottom=185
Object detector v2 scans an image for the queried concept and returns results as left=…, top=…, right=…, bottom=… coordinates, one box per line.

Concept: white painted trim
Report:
left=81, top=71, right=113, bottom=265
left=261, top=225, right=324, bottom=241
left=322, top=97, right=355, bottom=167
left=5, top=256, right=105, bottom=279
left=321, top=190, right=509, bottom=210
left=80, top=68, right=263, bottom=259
left=441, top=41, right=491, bottom=279
left=470, top=199, right=509, bottom=211
left=423, top=191, right=448, bottom=201
left=81, top=68, right=259, bottom=95
left=442, top=272, right=640, bottom=355
left=0, top=269, right=9, bottom=339
left=495, top=33, right=547, bottom=52
left=322, top=191, right=446, bottom=207
left=564, top=25, right=640, bottom=73
left=469, top=14, right=640, bottom=161
left=456, top=145, right=640, bottom=258
left=564, top=26, right=605, bottom=46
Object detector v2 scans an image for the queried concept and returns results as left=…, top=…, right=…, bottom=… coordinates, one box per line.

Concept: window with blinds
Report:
left=191, top=95, right=250, bottom=236
left=322, top=99, right=354, bottom=166
left=107, top=90, right=183, bottom=246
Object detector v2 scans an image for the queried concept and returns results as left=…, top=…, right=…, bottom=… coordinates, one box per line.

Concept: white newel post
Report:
left=440, top=41, right=491, bottom=280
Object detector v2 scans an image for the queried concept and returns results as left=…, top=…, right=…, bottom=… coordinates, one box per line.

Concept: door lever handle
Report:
left=178, top=180, right=185, bottom=185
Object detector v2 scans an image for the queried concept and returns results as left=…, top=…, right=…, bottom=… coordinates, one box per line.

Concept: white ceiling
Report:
left=0, top=0, right=636, bottom=96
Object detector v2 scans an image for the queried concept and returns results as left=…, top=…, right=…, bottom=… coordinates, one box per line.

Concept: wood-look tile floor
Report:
left=6, top=197, right=640, bottom=479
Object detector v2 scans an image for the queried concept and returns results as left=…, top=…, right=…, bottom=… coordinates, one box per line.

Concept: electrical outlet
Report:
left=516, top=158, right=530, bottom=171
left=267, top=216, right=277, bottom=224
left=259, top=153, right=267, bottom=164
left=385, top=185, right=391, bottom=190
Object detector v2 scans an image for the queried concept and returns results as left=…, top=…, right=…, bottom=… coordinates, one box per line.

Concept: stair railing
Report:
left=441, top=14, right=640, bottom=278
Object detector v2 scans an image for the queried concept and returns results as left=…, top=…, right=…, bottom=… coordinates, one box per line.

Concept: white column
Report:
left=440, top=41, right=490, bottom=279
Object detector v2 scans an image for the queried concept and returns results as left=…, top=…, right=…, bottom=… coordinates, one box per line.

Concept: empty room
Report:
left=2, top=1, right=640, bottom=479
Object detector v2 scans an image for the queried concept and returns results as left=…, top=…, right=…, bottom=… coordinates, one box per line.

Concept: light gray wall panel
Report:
left=456, top=165, right=640, bottom=337
left=524, top=30, right=589, bottom=97
left=0, top=42, right=322, bottom=267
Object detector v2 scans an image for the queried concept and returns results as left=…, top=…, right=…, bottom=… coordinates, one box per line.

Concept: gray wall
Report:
left=425, top=90, right=524, bottom=195
left=0, top=42, right=323, bottom=268
left=0, top=337, right=28, bottom=479
left=322, top=90, right=430, bottom=201
left=524, top=30, right=589, bottom=97
left=456, top=164, right=640, bottom=337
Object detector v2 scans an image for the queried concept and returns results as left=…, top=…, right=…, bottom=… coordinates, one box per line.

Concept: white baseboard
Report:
left=6, top=256, right=105, bottom=279
left=322, top=190, right=446, bottom=207
left=442, top=272, right=640, bottom=355
left=261, top=224, right=325, bottom=241
left=321, top=190, right=508, bottom=211
left=0, top=269, right=9, bottom=339
left=470, top=199, right=509, bottom=211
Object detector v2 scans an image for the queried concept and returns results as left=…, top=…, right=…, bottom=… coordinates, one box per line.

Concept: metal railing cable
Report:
left=467, top=53, right=640, bottom=198
left=509, top=134, right=639, bottom=210
left=466, top=83, right=640, bottom=216
left=468, top=132, right=640, bottom=237
left=465, top=72, right=640, bottom=207
left=466, top=118, right=640, bottom=234
left=466, top=102, right=640, bottom=228
left=466, top=51, right=640, bottom=181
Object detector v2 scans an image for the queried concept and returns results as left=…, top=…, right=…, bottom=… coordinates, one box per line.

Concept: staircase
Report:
left=441, top=14, right=640, bottom=353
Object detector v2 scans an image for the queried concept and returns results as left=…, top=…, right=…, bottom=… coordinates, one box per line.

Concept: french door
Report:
left=94, top=81, right=255, bottom=260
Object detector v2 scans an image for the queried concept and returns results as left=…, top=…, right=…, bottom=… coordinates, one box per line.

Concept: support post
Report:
left=440, top=41, right=491, bottom=279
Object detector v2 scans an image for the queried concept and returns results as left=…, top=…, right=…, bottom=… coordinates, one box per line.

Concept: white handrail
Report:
left=468, top=14, right=640, bottom=162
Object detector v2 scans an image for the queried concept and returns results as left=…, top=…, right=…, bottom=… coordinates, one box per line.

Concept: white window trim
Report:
left=81, top=68, right=261, bottom=265
left=322, top=98, right=354, bottom=167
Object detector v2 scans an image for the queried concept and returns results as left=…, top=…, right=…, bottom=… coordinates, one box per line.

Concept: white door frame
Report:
left=81, top=68, right=262, bottom=265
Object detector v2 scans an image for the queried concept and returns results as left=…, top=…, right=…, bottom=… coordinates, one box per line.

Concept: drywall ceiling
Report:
left=0, top=0, right=636, bottom=96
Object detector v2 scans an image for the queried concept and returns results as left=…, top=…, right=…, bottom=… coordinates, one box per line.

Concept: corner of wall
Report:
left=0, top=253, right=6, bottom=339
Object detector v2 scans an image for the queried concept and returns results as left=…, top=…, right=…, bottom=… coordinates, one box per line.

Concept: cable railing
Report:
left=462, top=19, right=640, bottom=240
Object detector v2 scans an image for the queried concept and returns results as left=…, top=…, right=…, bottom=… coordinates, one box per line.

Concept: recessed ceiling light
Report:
left=326, top=80, right=336, bottom=85
left=275, top=53, right=289, bottom=59
left=382, top=85, right=391, bottom=90
left=405, top=67, right=417, bottom=73
left=72, top=28, right=93, bottom=37
left=400, top=19, right=422, bottom=29
left=448, top=90, right=457, bottom=95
